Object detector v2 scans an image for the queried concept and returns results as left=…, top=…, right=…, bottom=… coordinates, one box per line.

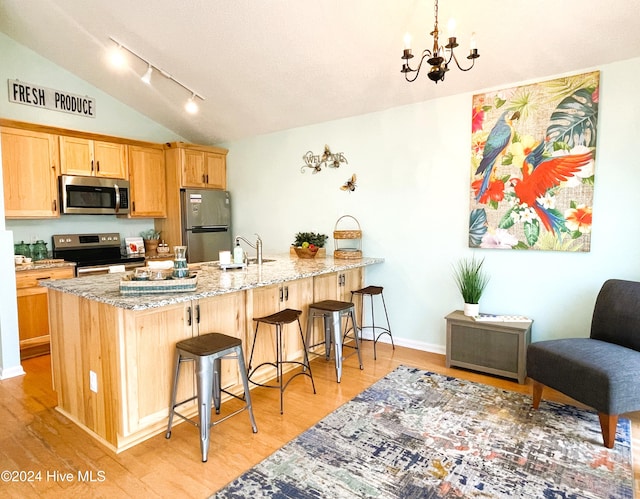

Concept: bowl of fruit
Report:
left=293, top=243, right=319, bottom=258
left=292, top=232, right=328, bottom=259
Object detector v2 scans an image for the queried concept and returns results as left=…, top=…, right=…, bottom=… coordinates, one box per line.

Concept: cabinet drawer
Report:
left=16, top=267, right=75, bottom=289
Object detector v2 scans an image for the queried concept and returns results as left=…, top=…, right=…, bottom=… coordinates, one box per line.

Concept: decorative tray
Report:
left=119, top=274, right=198, bottom=295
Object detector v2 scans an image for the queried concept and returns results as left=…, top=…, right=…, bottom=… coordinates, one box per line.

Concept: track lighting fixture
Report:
left=108, top=37, right=204, bottom=114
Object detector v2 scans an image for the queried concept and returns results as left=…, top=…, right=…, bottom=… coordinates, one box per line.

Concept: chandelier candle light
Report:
left=401, top=0, right=479, bottom=83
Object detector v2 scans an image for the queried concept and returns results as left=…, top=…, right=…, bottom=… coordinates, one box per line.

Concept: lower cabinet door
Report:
left=124, top=303, right=192, bottom=435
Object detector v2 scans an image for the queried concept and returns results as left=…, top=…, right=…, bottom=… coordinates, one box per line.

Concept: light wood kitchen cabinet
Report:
left=49, top=288, right=247, bottom=449
left=16, top=266, right=75, bottom=359
left=123, top=291, right=247, bottom=438
left=59, top=136, right=128, bottom=179
left=246, top=278, right=314, bottom=386
left=127, top=145, right=167, bottom=218
left=1, top=127, right=60, bottom=218
left=181, top=148, right=226, bottom=189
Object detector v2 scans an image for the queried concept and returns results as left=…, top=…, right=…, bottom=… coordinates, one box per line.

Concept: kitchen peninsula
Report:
left=40, top=254, right=383, bottom=453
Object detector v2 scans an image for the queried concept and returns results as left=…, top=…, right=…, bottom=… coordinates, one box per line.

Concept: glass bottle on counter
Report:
left=173, top=246, right=189, bottom=278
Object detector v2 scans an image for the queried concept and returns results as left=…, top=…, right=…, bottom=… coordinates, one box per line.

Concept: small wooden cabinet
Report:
left=128, top=145, right=167, bottom=218
left=60, top=136, right=127, bottom=179
left=445, top=310, right=533, bottom=384
left=1, top=126, right=60, bottom=218
left=16, top=266, right=75, bottom=359
left=180, top=148, right=226, bottom=189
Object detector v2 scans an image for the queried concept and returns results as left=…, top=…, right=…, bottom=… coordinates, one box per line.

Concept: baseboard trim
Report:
left=0, top=364, right=26, bottom=380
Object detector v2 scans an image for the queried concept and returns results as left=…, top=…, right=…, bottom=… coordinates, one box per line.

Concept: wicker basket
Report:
left=292, top=246, right=319, bottom=259
left=333, top=215, right=362, bottom=259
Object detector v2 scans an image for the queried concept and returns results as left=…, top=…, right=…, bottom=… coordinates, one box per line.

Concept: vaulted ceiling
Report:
left=1, top=1, right=639, bottom=145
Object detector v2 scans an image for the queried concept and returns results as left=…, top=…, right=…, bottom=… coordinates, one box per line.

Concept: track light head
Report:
left=141, top=65, right=153, bottom=85
left=185, top=94, right=199, bottom=114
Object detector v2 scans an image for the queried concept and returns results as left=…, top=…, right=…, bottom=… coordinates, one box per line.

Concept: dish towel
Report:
left=108, top=265, right=126, bottom=273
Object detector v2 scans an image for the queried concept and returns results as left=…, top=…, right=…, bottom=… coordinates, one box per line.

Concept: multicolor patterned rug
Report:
left=213, top=366, right=632, bottom=498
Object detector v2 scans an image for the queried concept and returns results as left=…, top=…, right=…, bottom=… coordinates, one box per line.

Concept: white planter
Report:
left=464, top=303, right=480, bottom=317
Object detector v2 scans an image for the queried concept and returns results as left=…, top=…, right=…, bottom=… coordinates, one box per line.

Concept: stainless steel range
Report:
left=52, top=232, right=146, bottom=277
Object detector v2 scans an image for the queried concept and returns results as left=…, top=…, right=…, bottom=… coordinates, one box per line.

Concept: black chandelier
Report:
left=401, top=0, right=479, bottom=83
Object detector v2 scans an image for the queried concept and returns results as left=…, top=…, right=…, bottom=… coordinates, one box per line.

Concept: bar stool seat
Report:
left=248, top=308, right=316, bottom=414
left=305, top=300, right=363, bottom=383
left=351, top=285, right=395, bottom=360
left=166, top=332, right=257, bottom=462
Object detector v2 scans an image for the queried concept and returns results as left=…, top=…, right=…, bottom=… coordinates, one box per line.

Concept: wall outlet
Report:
left=89, top=370, right=98, bottom=393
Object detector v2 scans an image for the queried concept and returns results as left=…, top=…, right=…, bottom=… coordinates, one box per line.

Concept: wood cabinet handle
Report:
left=205, top=174, right=209, bottom=183
left=186, top=306, right=192, bottom=326
left=195, top=304, right=200, bottom=324
left=96, top=160, right=100, bottom=172
left=36, top=277, right=51, bottom=281
left=53, top=199, right=57, bottom=212
left=132, top=201, right=136, bottom=212
left=284, top=286, right=289, bottom=301
left=279, top=287, right=284, bottom=302
left=91, top=159, right=94, bottom=172
left=202, top=174, right=206, bottom=183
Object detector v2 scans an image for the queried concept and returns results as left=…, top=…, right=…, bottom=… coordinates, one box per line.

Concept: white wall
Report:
left=226, top=58, right=640, bottom=353
left=0, top=32, right=186, bottom=377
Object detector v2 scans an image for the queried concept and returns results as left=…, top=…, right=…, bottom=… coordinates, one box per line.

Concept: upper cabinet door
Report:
left=128, top=145, right=167, bottom=218
left=59, top=136, right=127, bottom=179
left=205, top=152, right=226, bottom=189
left=59, top=136, right=93, bottom=176
left=181, top=149, right=206, bottom=188
left=1, top=127, right=60, bottom=219
left=94, top=140, right=127, bottom=179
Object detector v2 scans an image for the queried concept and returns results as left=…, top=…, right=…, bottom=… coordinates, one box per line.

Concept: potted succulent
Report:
left=292, top=232, right=328, bottom=258
left=453, top=256, right=490, bottom=316
left=140, top=229, right=161, bottom=254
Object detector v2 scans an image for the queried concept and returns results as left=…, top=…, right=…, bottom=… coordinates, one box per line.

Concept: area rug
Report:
left=213, top=365, right=632, bottom=498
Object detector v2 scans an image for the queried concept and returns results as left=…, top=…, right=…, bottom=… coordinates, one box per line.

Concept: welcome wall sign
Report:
left=7, top=79, right=96, bottom=118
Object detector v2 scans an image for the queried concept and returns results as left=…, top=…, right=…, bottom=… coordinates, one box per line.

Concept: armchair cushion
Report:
left=527, top=338, right=640, bottom=414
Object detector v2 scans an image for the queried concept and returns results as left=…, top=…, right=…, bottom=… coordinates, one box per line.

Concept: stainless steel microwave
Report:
left=59, top=175, right=130, bottom=215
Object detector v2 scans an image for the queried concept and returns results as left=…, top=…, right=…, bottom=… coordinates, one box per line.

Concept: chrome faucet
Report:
left=235, top=233, right=263, bottom=265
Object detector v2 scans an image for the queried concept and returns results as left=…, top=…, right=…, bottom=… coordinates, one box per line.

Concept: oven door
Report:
left=76, top=260, right=145, bottom=277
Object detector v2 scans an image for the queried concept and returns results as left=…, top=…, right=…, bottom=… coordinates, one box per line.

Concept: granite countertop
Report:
left=15, top=260, right=76, bottom=272
left=39, top=254, right=384, bottom=311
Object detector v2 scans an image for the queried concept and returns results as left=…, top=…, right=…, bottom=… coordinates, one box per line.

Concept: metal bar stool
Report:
left=166, top=333, right=257, bottom=462
left=305, top=300, right=363, bottom=383
left=351, top=285, right=395, bottom=360
left=247, top=308, right=316, bottom=414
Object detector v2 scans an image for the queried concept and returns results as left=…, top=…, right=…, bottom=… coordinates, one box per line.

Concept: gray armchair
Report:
left=526, top=279, right=640, bottom=448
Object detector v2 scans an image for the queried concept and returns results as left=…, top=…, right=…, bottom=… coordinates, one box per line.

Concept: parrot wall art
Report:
left=469, top=71, right=599, bottom=252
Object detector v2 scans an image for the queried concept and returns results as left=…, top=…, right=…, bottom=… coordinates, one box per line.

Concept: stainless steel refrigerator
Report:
left=181, top=189, right=232, bottom=263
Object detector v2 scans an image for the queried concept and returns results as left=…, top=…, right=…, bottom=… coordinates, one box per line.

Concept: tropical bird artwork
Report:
left=474, top=111, right=520, bottom=201
left=468, top=70, right=599, bottom=252
left=511, top=142, right=593, bottom=235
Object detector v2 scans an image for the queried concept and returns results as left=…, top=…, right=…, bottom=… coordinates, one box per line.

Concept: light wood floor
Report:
left=1, top=342, right=639, bottom=498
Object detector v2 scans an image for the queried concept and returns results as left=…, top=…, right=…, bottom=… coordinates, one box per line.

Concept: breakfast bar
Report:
left=41, top=254, right=383, bottom=453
